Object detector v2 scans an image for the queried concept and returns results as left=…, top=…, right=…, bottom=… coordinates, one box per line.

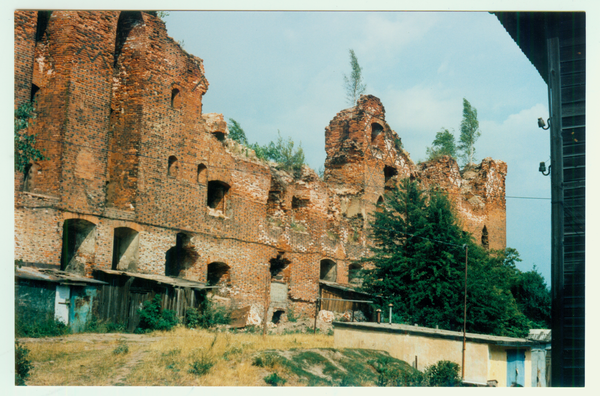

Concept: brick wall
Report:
left=14, top=11, right=507, bottom=321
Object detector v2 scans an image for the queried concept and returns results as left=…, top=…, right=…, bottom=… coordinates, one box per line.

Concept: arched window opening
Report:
left=481, top=225, right=489, bottom=249
left=207, top=180, right=230, bottom=212
left=376, top=196, right=384, bottom=214
left=114, top=11, right=144, bottom=68
left=35, top=11, right=52, bottom=42
left=196, top=164, right=207, bottom=183
left=60, top=219, right=96, bottom=274
left=167, top=156, right=178, bottom=178
left=348, top=263, right=363, bottom=285
left=171, top=88, right=181, bottom=108
left=207, top=262, right=230, bottom=286
left=165, top=232, right=197, bottom=277
left=269, top=253, right=291, bottom=281
left=30, top=84, right=40, bottom=103
left=320, top=259, right=337, bottom=282
left=371, top=122, right=384, bottom=142
left=111, top=227, right=139, bottom=271
left=22, top=162, right=40, bottom=192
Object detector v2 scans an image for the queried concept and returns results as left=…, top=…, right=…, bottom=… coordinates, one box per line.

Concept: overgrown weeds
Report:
left=113, top=341, right=129, bottom=355
left=186, top=298, right=231, bottom=329
left=15, top=342, right=32, bottom=385
left=15, top=316, right=70, bottom=338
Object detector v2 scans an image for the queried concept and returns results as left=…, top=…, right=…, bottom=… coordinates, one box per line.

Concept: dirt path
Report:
left=111, top=347, right=148, bottom=386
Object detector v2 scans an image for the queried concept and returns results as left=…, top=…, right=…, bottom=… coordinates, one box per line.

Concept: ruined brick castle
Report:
left=14, top=11, right=507, bottom=320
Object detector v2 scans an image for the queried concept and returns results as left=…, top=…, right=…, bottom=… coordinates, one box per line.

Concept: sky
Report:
left=164, top=10, right=553, bottom=282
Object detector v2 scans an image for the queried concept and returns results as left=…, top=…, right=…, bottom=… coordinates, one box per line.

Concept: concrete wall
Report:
left=334, top=323, right=532, bottom=386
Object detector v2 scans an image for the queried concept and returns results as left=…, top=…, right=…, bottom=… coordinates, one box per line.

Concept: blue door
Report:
left=507, top=349, right=526, bottom=386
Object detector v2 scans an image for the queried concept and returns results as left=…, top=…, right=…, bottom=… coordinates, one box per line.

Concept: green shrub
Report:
left=188, top=352, right=215, bottom=376
left=422, top=360, right=462, bottom=387
left=252, top=353, right=282, bottom=368
left=16, top=316, right=70, bottom=338
left=113, top=342, right=129, bottom=355
left=188, top=298, right=231, bottom=329
left=137, top=294, right=180, bottom=332
left=264, top=372, right=287, bottom=386
left=15, top=342, right=32, bottom=386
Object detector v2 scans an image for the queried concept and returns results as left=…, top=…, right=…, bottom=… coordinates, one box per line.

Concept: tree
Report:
left=360, top=179, right=530, bottom=337
left=511, top=265, right=551, bottom=328
left=228, top=118, right=249, bottom=145
left=343, top=49, right=367, bottom=106
left=457, top=98, right=481, bottom=166
left=426, top=128, right=457, bottom=160
left=14, top=101, right=45, bottom=173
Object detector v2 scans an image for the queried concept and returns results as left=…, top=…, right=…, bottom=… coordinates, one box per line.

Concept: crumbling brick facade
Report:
left=14, top=11, right=507, bottom=322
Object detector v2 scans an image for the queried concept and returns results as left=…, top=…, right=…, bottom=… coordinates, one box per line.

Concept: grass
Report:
left=19, top=327, right=417, bottom=386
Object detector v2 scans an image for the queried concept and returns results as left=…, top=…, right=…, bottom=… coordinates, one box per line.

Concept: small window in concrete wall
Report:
left=171, top=88, right=181, bottom=109
left=371, top=122, right=383, bottom=142
left=165, top=232, right=197, bottom=277
left=348, top=263, right=363, bottom=285
left=320, top=259, right=337, bottom=282
left=60, top=219, right=96, bottom=274
left=111, top=227, right=139, bottom=271
left=168, top=156, right=178, bottom=178
left=22, top=162, right=40, bottom=192
left=207, top=262, right=230, bottom=286
left=482, top=225, right=489, bottom=249
left=196, top=164, right=207, bottom=183
left=207, top=180, right=230, bottom=212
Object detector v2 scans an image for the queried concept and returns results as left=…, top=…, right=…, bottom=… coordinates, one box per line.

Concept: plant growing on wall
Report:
left=343, top=49, right=367, bottom=106
left=14, top=101, right=46, bottom=172
left=426, top=128, right=457, bottom=161
left=227, top=119, right=306, bottom=177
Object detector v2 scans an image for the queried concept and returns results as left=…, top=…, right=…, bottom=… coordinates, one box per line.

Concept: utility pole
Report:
left=462, top=244, right=468, bottom=380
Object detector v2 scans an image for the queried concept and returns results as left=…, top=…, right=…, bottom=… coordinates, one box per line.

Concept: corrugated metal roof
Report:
left=15, top=266, right=107, bottom=285
left=528, top=329, right=552, bottom=343
left=94, top=268, right=214, bottom=290
left=319, top=280, right=371, bottom=295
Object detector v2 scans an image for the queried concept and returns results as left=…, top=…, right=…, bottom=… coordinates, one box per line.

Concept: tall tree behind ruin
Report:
left=458, top=98, right=481, bottom=166
left=343, top=49, right=367, bottom=106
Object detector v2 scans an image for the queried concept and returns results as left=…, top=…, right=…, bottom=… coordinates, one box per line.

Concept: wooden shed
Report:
left=92, top=269, right=213, bottom=332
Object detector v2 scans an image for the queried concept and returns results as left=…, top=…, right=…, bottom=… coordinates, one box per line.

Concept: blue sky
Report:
left=165, top=10, right=553, bottom=282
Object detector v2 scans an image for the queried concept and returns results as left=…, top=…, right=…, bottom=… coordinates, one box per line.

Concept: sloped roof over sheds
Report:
left=15, top=266, right=107, bottom=286
left=93, top=268, right=215, bottom=291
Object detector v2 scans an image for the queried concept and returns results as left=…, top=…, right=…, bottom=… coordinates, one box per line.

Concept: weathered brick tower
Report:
left=14, top=11, right=507, bottom=323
